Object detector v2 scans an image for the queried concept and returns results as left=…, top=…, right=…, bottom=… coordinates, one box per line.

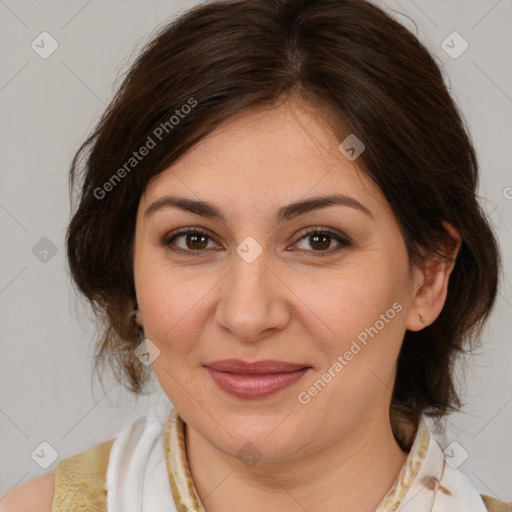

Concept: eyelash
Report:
left=161, top=226, right=351, bottom=258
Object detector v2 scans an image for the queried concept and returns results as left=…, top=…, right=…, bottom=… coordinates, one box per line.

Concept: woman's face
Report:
left=133, top=99, right=422, bottom=462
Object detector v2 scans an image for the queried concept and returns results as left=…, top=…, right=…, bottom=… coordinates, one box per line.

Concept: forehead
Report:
left=140, top=100, right=387, bottom=218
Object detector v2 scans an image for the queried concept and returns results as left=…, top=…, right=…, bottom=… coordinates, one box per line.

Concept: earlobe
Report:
left=133, top=303, right=143, bottom=326
left=405, top=221, right=461, bottom=331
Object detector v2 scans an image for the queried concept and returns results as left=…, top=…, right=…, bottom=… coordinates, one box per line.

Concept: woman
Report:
left=3, top=0, right=509, bottom=510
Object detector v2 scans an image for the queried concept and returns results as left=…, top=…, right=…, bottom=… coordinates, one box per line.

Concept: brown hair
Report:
left=66, top=0, right=500, bottom=416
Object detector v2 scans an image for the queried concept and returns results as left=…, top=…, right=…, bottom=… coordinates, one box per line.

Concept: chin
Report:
left=206, top=411, right=308, bottom=463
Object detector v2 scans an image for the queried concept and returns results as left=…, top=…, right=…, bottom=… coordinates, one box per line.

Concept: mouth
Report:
left=203, top=359, right=312, bottom=399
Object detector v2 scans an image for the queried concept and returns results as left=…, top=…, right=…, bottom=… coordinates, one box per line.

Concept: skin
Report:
left=0, top=472, right=54, bottom=512
left=133, top=97, right=460, bottom=512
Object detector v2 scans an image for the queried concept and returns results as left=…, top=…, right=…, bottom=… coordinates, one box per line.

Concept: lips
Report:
left=204, top=359, right=311, bottom=399
left=204, top=359, right=309, bottom=374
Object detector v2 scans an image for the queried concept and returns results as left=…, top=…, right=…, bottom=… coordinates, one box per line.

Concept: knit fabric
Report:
left=52, top=437, right=114, bottom=511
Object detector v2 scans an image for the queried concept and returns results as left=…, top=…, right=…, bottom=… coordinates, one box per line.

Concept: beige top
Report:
left=52, top=404, right=512, bottom=511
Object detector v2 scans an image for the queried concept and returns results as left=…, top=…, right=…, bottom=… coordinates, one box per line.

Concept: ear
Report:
left=405, top=221, right=461, bottom=332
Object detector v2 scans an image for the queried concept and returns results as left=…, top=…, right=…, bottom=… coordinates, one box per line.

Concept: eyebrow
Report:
left=144, top=193, right=374, bottom=223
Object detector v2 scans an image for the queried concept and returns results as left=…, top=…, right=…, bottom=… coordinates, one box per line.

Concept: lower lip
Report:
left=205, top=367, right=310, bottom=399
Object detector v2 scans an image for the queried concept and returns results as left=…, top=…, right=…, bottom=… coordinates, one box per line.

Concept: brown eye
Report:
left=306, top=233, right=331, bottom=250
left=161, top=226, right=351, bottom=258
left=293, top=228, right=351, bottom=257
left=182, top=232, right=209, bottom=250
left=162, top=228, right=217, bottom=255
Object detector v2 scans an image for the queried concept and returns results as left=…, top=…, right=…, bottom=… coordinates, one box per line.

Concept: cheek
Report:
left=294, top=260, right=404, bottom=345
left=138, top=281, right=196, bottom=341
left=133, top=249, right=216, bottom=359
left=294, top=261, right=407, bottom=395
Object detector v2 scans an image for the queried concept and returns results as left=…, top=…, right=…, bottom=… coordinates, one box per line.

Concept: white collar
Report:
left=164, top=405, right=488, bottom=511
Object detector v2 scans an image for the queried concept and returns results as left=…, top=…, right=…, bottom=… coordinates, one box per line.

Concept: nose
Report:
left=214, top=248, right=290, bottom=343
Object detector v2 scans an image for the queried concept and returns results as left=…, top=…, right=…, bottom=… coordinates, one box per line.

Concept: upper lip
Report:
left=204, top=359, right=310, bottom=375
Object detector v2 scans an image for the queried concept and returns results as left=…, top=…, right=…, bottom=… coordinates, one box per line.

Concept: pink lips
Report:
left=204, top=359, right=311, bottom=399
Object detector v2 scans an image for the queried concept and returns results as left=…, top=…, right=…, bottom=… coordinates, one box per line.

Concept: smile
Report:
left=203, top=359, right=311, bottom=399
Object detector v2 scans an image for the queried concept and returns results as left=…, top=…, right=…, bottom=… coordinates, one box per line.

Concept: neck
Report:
left=185, top=407, right=409, bottom=512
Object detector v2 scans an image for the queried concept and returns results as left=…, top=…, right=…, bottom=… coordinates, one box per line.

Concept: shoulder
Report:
left=51, top=437, right=115, bottom=510
left=0, top=412, right=171, bottom=512
left=0, top=472, right=55, bottom=512
left=0, top=437, right=114, bottom=512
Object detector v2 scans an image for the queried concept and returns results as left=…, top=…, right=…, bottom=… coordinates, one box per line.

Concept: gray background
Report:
left=1, top=0, right=511, bottom=503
